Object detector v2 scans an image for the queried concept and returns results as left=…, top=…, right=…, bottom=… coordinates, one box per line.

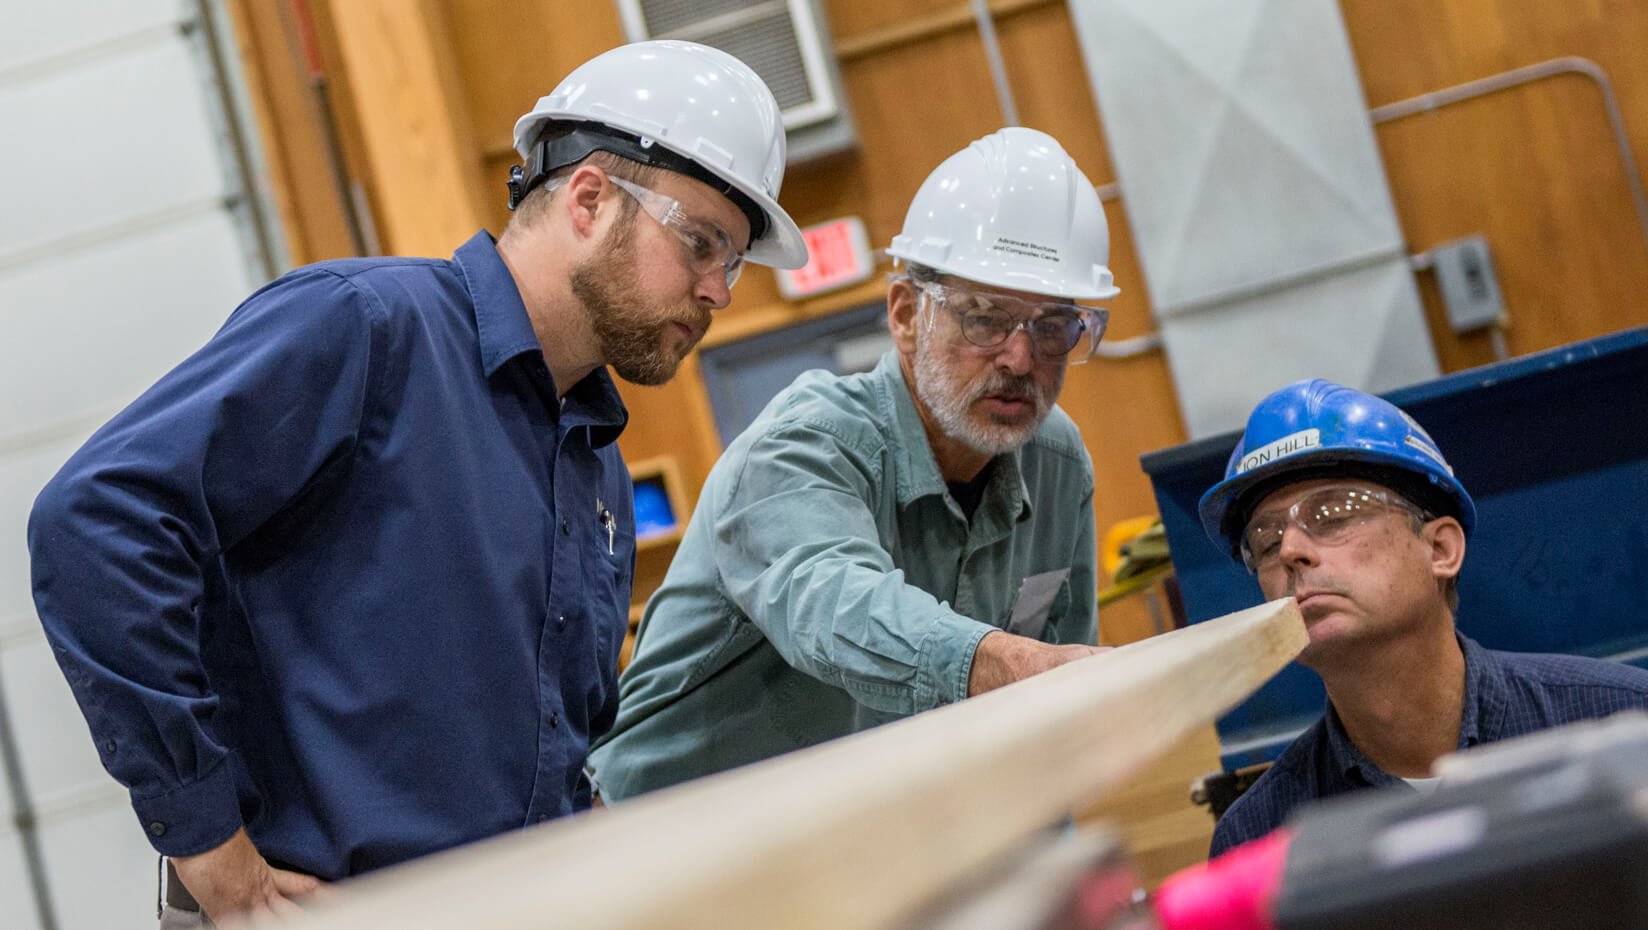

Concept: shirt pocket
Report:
left=590, top=525, right=635, bottom=668
left=1005, top=568, right=1071, bottom=641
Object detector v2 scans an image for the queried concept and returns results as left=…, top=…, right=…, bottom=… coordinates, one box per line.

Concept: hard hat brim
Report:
left=1198, top=446, right=1476, bottom=555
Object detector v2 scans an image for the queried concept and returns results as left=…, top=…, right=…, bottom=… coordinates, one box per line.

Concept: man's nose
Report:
left=994, top=326, right=1034, bottom=374
left=1277, top=523, right=1318, bottom=568
left=695, top=267, right=733, bottom=310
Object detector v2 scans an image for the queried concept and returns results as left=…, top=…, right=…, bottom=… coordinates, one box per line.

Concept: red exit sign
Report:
left=776, top=217, right=874, bottom=299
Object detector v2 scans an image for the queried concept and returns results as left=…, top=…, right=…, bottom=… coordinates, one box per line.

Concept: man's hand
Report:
left=169, top=828, right=324, bottom=925
left=967, top=631, right=1110, bottom=696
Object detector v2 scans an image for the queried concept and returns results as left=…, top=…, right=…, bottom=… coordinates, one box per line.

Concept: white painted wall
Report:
left=0, top=1, right=275, bottom=926
left=1070, top=0, right=1440, bottom=437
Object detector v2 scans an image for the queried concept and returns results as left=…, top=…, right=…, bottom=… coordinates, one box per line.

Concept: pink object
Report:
left=1152, top=828, right=1292, bottom=930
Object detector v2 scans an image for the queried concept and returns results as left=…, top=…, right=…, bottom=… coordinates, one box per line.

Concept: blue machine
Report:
left=1141, top=325, right=1648, bottom=770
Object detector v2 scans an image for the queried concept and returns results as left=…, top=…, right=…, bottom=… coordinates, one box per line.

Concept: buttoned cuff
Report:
left=914, top=612, right=998, bottom=711
left=129, top=759, right=244, bottom=857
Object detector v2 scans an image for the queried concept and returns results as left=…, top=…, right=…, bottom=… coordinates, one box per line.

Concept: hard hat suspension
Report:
left=507, top=123, right=767, bottom=245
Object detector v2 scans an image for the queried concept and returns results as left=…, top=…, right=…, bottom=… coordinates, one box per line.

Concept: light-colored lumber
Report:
left=268, top=598, right=1304, bottom=930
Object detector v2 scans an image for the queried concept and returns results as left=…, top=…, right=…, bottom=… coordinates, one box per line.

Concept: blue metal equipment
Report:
left=1142, top=325, right=1648, bottom=770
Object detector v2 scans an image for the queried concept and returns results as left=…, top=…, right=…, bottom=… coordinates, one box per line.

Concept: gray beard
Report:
left=912, top=329, right=1055, bottom=455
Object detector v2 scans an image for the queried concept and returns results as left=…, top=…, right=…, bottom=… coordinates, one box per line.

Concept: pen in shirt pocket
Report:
left=597, top=501, right=615, bottom=555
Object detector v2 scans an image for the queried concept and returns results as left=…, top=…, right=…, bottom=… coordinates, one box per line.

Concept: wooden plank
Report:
left=1075, top=724, right=1223, bottom=888
left=271, top=598, right=1304, bottom=930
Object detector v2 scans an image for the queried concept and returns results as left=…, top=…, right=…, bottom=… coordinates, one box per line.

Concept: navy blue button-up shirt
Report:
left=1211, top=631, right=1648, bottom=856
left=28, top=232, right=636, bottom=878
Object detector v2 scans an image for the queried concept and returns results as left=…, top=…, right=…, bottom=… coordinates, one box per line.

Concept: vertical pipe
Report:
left=190, top=0, right=283, bottom=281
left=0, top=659, right=59, bottom=930
left=286, top=0, right=375, bottom=256
left=969, top=0, right=1019, bottom=126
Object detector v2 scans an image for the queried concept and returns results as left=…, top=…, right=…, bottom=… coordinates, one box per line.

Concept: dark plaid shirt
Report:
left=1211, top=631, right=1648, bottom=856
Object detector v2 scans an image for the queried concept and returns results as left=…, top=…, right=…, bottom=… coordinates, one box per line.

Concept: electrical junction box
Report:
left=1432, top=235, right=1506, bottom=332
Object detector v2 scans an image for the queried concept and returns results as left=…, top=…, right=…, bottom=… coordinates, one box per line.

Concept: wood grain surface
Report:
left=265, top=598, right=1305, bottom=930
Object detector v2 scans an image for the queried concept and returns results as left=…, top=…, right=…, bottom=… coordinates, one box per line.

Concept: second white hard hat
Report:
left=887, top=127, right=1119, bottom=299
left=512, top=40, right=807, bottom=269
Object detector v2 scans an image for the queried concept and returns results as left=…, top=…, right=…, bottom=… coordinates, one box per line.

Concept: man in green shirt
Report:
left=591, top=128, right=1121, bottom=800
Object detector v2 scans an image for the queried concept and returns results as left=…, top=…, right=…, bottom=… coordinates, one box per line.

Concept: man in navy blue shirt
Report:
left=1197, top=379, right=1648, bottom=857
left=27, top=40, right=806, bottom=925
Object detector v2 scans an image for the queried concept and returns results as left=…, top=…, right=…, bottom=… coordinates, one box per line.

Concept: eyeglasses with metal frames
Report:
left=914, top=280, right=1109, bottom=364
left=1240, top=484, right=1430, bottom=573
left=544, top=174, right=746, bottom=287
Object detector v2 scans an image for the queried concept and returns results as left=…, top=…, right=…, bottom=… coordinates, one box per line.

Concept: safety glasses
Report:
left=914, top=280, right=1109, bottom=364
left=606, top=176, right=745, bottom=288
left=542, top=174, right=746, bottom=287
left=1240, top=484, right=1429, bottom=573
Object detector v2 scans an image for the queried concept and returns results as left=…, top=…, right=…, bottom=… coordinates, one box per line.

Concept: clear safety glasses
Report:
left=605, top=176, right=745, bottom=288
left=914, top=280, right=1109, bottom=364
left=1240, top=484, right=1429, bottom=574
left=541, top=174, right=746, bottom=287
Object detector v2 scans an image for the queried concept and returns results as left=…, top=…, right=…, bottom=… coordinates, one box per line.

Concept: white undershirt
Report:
left=1402, top=775, right=1443, bottom=796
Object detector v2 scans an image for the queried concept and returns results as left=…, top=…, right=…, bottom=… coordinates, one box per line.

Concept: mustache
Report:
left=1285, top=575, right=1346, bottom=600
left=666, top=307, right=712, bottom=337
left=970, top=372, right=1043, bottom=404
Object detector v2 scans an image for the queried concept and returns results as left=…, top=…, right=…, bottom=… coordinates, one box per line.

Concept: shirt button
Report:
left=556, top=615, right=567, bottom=633
left=550, top=712, right=560, bottom=728
left=560, top=519, right=570, bottom=535
left=148, top=821, right=167, bottom=837
left=104, top=740, right=116, bottom=754
left=534, top=813, right=549, bottom=823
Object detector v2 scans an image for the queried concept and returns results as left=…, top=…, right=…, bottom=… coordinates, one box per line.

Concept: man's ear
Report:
left=1424, top=516, right=1466, bottom=583
left=561, top=164, right=611, bottom=238
left=887, top=278, right=921, bottom=355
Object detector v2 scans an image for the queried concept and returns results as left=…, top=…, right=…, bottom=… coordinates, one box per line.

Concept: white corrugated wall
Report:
left=0, top=2, right=279, bottom=926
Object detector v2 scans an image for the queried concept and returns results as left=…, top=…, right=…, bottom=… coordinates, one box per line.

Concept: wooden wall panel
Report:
left=1345, top=0, right=1648, bottom=368
left=321, top=0, right=488, bottom=257
left=223, top=0, right=360, bottom=264
left=445, top=1, right=627, bottom=162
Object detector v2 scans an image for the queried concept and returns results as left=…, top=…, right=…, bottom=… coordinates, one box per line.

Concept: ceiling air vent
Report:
left=614, top=0, right=857, bottom=161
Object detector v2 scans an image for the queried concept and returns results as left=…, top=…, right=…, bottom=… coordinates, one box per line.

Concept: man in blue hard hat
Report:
left=1199, top=379, right=1648, bottom=856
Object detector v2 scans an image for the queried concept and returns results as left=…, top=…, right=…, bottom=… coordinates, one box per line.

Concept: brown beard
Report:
left=570, top=218, right=708, bottom=386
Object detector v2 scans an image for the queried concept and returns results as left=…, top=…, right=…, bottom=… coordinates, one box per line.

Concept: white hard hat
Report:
left=511, top=40, right=807, bottom=269
left=887, top=128, right=1119, bottom=299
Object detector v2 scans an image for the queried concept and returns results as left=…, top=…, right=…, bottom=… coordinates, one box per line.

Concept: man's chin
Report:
left=612, top=353, right=679, bottom=386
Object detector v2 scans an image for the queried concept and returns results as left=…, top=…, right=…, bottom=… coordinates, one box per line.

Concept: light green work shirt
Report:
left=589, top=350, right=1098, bottom=800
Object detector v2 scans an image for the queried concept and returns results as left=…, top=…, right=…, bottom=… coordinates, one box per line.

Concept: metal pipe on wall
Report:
left=968, top=0, right=1019, bottom=127
left=1369, top=56, right=1648, bottom=264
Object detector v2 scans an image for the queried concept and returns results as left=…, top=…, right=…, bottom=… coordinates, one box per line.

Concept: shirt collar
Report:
left=874, top=351, right=1031, bottom=523
left=454, top=231, right=542, bottom=378
left=1320, top=701, right=1398, bottom=788
left=1321, top=628, right=1495, bottom=786
left=558, top=371, right=629, bottom=448
left=453, top=231, right=628, bottom=447
left=1456, top=630, right=1504, bottom=746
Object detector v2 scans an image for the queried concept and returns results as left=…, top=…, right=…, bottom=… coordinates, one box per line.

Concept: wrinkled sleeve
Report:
left=713, top=420, right=995, bottom=715
left=26, top=268, right=381, bottom=856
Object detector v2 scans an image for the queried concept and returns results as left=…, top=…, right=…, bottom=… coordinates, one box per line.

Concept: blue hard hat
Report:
left=1197, top=379, right=1476, bottom=557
